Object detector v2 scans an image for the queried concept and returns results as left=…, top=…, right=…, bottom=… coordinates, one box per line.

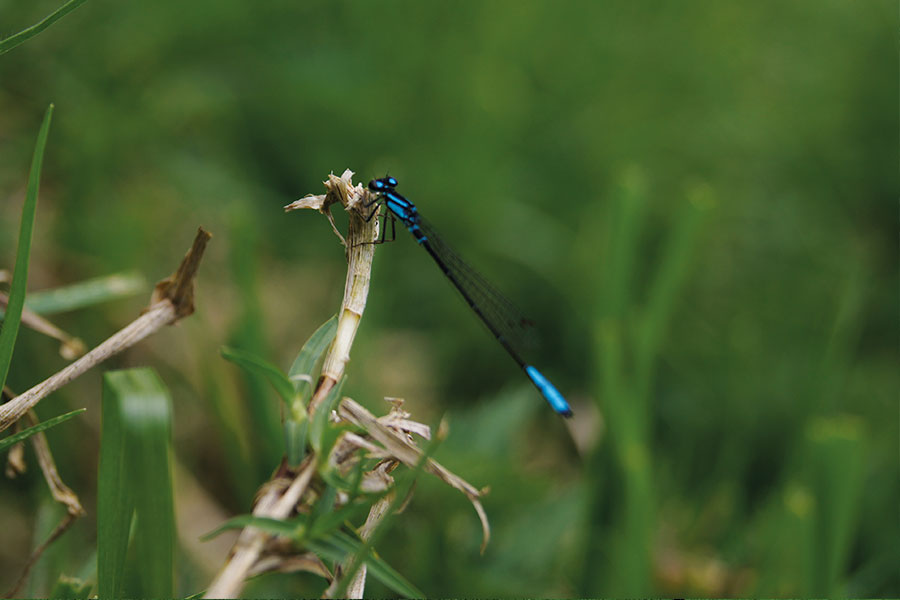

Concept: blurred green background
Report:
left=0, top=0, right=896, bottom=596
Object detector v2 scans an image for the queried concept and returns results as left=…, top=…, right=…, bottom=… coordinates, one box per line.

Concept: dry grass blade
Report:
left=0, top=227, right=212, bottom=433
left=338, top=397, right=491, bottom=552
left=323, top=494, right=394, bottom=599
left=205, top=458, right=317, bottom=598
left=23, top=408, right=85, bottom=516
left=1, top=386, right=85, bottom=597
left=151, top=227, right=212, bottom=319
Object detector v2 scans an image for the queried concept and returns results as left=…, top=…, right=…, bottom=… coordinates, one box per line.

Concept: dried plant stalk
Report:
left=207, top=172, right=489, bottom=598
left=206, top=171, right=377, bottom=598
left=0, top=228, right=211, bottom=433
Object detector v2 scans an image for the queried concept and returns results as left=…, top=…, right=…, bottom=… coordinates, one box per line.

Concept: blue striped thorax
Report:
left=383, top=190, right=417, bottom=224
left=368, top=177, right=419, bottom=228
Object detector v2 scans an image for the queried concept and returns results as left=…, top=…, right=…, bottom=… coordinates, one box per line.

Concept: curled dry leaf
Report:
left=284, top=194, right=327, bottom=212
left=338, top=397, right=491, bottom=552
left=379, top=398, right=432, bottom=440
left=359, top=461, right=396, bottom=494
left=150, top=227, right=212, bottom=319
left=284, top=169, right=369, bottom=248
left=340, top=432, right=392, bottom=460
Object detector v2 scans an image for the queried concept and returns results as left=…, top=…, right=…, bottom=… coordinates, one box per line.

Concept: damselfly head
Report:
left=368, top=176, right=398, bottom=192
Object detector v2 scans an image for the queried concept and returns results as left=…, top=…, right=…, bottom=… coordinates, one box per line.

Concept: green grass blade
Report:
left=0, top=104, right=53, bottom=392
left=330, top=425, right=439, bottom=598
left=283, top=315, right=337, bottom=466
left=309, top=376, right=344, bottom=454
left=22, top=271, right=146, bottom=315
left=284, top=417, right=308, bottom=467
left=0, top=408, right=84, bottom=451
left=201, top=515, right=302, bottom=541
left=227, top=206, right=281, bottom=469
left=805, top=417, right=866, bottom=596
left=308, top=495, right=378, bottom=541
left=634, top=182, right=713, bottom=394
left=220, top=346, right=294, bottom=406
left=308, top=531, right=424, bottom=598
left=333, top=530, right=424, bottom=598
left=288, top=315, right=338, bottom=396
left=127, top=372, right=175, bottom=598
left=602, top=166, right=648, bottom=315
left=201, top=511, right=418, bottom=594
left=200, top=360, right=258, bottom=502
left=753, top=482, right=815, bottom=595
left=98, top=369, right=175, bottom=599
left=0, top=0, right=89, bottom=56
left=97, top=375, right=133, bottom=599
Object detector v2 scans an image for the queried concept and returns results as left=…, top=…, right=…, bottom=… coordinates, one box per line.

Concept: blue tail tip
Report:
left=525, top=365, right=573, bottom=418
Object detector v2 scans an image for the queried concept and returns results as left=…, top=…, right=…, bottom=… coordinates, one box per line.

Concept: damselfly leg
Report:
left=353, top=201, right=396, bottom=247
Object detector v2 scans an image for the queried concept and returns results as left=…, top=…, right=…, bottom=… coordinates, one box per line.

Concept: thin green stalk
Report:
left=0, top=0, right=88, bottom=55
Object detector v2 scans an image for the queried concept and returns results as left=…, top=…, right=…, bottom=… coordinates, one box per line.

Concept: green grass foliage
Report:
left=0, top=0, right=895, bottom=597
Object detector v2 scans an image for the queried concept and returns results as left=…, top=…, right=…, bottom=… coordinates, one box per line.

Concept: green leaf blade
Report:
left=0, top=408, right=85, bottom=452
left=283, top=315, right=337, bottom=466
left=22, top=271, right=146, bottom=316
left=220, top=346, right=294, bottom=406
left=98, top=368, right=175, bottom=599
left=308, top=531, right=424, bottom=598
left=309, top=376, right=345, bottom=455
left=0, top=0, right=89, bottom=56
left=284, top=417, right=308, bottom=467
left=329, top=423, right=442, bottom=598
left=0, top=104, right=53, bottom=392
left=288, top=315, right=338, bottom=396
left=201, top=514, right=302, bottom=542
